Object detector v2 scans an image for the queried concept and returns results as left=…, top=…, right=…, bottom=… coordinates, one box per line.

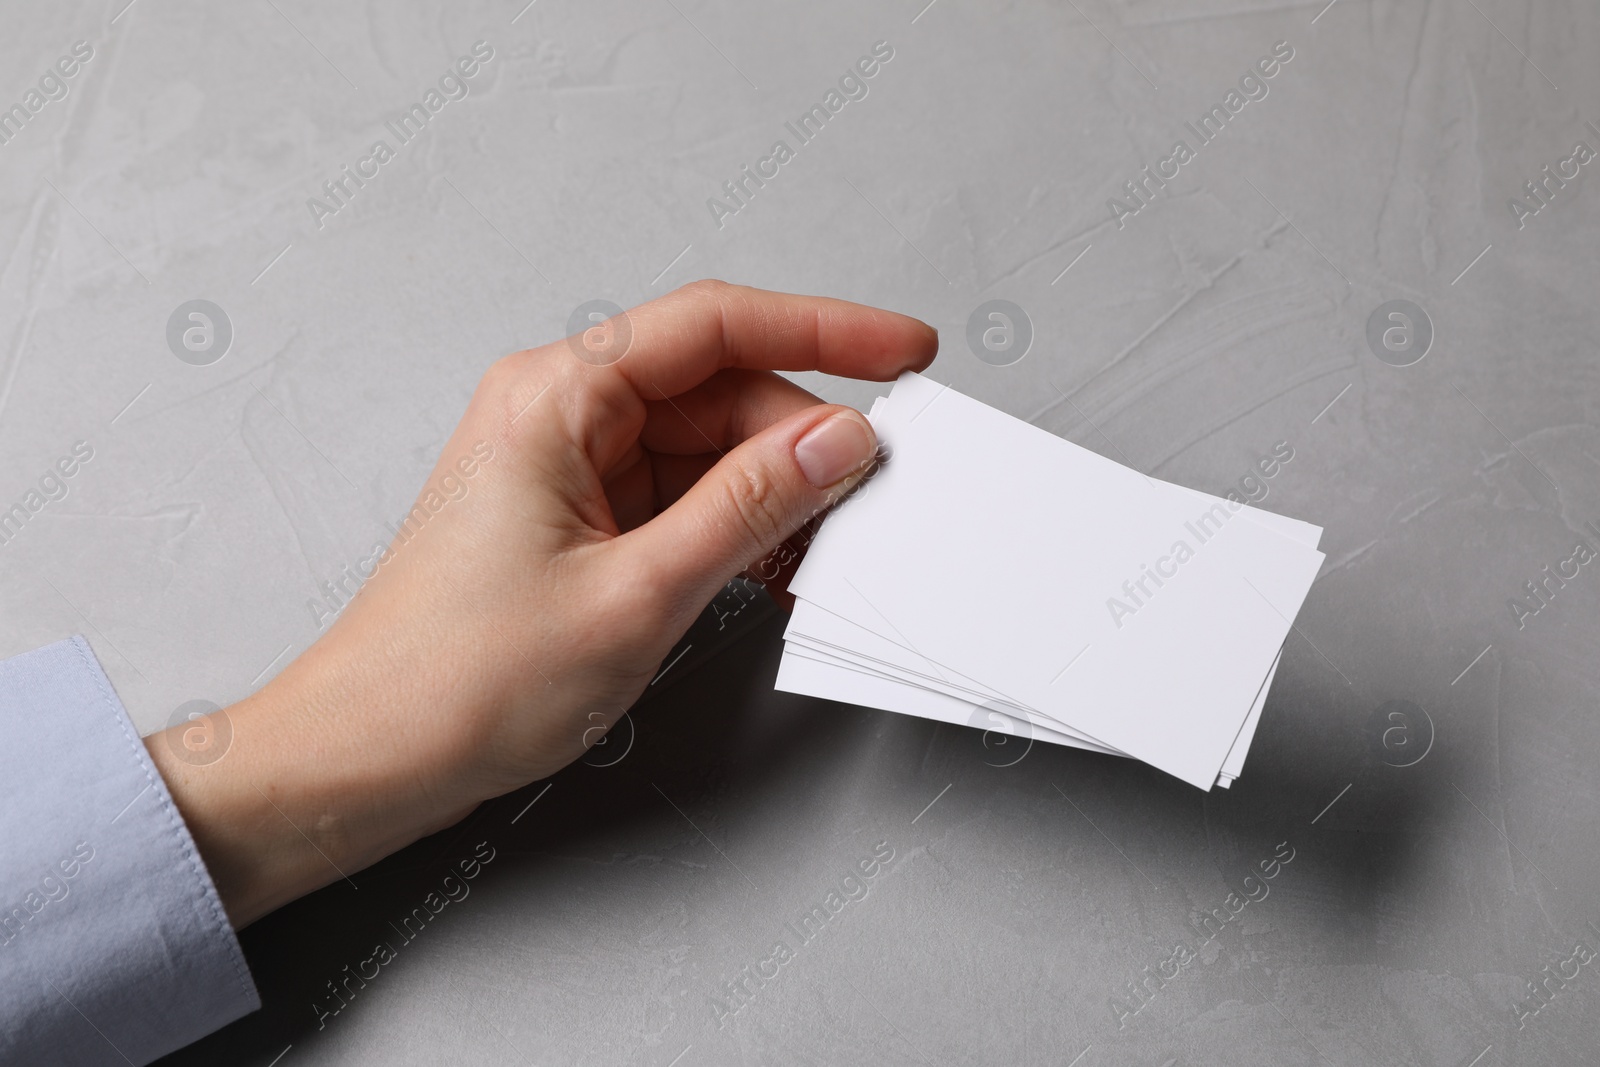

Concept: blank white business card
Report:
left=786, top=373, right=1325, bottom=789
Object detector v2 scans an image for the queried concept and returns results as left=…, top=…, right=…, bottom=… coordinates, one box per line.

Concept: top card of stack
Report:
left=775, top=372, right=1325, bottom=790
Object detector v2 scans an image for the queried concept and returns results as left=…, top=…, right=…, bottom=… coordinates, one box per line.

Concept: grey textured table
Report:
left=3, top=0, right=1598, bottom=1064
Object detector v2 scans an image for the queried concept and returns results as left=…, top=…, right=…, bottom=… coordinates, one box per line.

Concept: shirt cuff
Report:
left=0, top=636, right=260, bottom=1066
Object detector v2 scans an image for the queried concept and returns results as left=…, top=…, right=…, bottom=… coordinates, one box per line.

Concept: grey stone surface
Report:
left=2, top=0, right=1598, bottom=1063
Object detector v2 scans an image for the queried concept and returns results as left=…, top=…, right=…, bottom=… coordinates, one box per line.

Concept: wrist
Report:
left=146, top=644, right=478, bottom=928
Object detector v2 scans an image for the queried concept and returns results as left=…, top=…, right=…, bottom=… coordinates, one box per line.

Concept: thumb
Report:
left=626, top=404, right=878, bottom=616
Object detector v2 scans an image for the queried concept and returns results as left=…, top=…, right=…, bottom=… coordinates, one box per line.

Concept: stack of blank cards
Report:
left=775, top=372, right=1326, bottom=790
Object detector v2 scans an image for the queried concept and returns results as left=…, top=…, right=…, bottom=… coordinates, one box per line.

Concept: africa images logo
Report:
left=305, top=42, right=495, bottom=230
left=1107, top=41, right=1295, bottom=230
left=709, top=841, right=896, bottom=1027
left=0, top=41, right=94, bottom=149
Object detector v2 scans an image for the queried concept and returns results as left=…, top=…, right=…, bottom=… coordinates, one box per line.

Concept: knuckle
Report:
left=678, top=280, right=739, bottom=328
left=680, top=277, right=733, bottom=302
left=476, top=353, right=518, bottom=397
left=670, top=280, right=743, bottom=366
left=474, top=354, right=525, bottom=415
left=722, top=459, right=790, bottom=555
left=474, top=350, right=565, bottom=436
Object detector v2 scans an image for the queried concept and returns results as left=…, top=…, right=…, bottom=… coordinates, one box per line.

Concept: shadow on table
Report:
left=157, top=595, right=1454, bottom=1065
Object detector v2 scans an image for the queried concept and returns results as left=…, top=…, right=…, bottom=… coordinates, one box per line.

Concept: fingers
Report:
left=613, top=403, right=879, bottom=624
left=602, top=280, right=938, bottom=400
left=599, top=371, right=827, bottom=528
left=531, top=283, right=931, bottom=486
left=637, top=368, right=823, bottom=457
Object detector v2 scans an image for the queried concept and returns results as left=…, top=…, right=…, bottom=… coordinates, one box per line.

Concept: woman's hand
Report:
left=145, top=281, right=938, bottom=926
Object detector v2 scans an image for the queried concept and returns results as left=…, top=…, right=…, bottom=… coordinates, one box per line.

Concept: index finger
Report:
left=598, top=279, right=938, bottom=399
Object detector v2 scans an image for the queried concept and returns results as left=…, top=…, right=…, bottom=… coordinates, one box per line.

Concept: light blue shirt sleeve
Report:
left=0, top=636, right=260, bottom=1066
